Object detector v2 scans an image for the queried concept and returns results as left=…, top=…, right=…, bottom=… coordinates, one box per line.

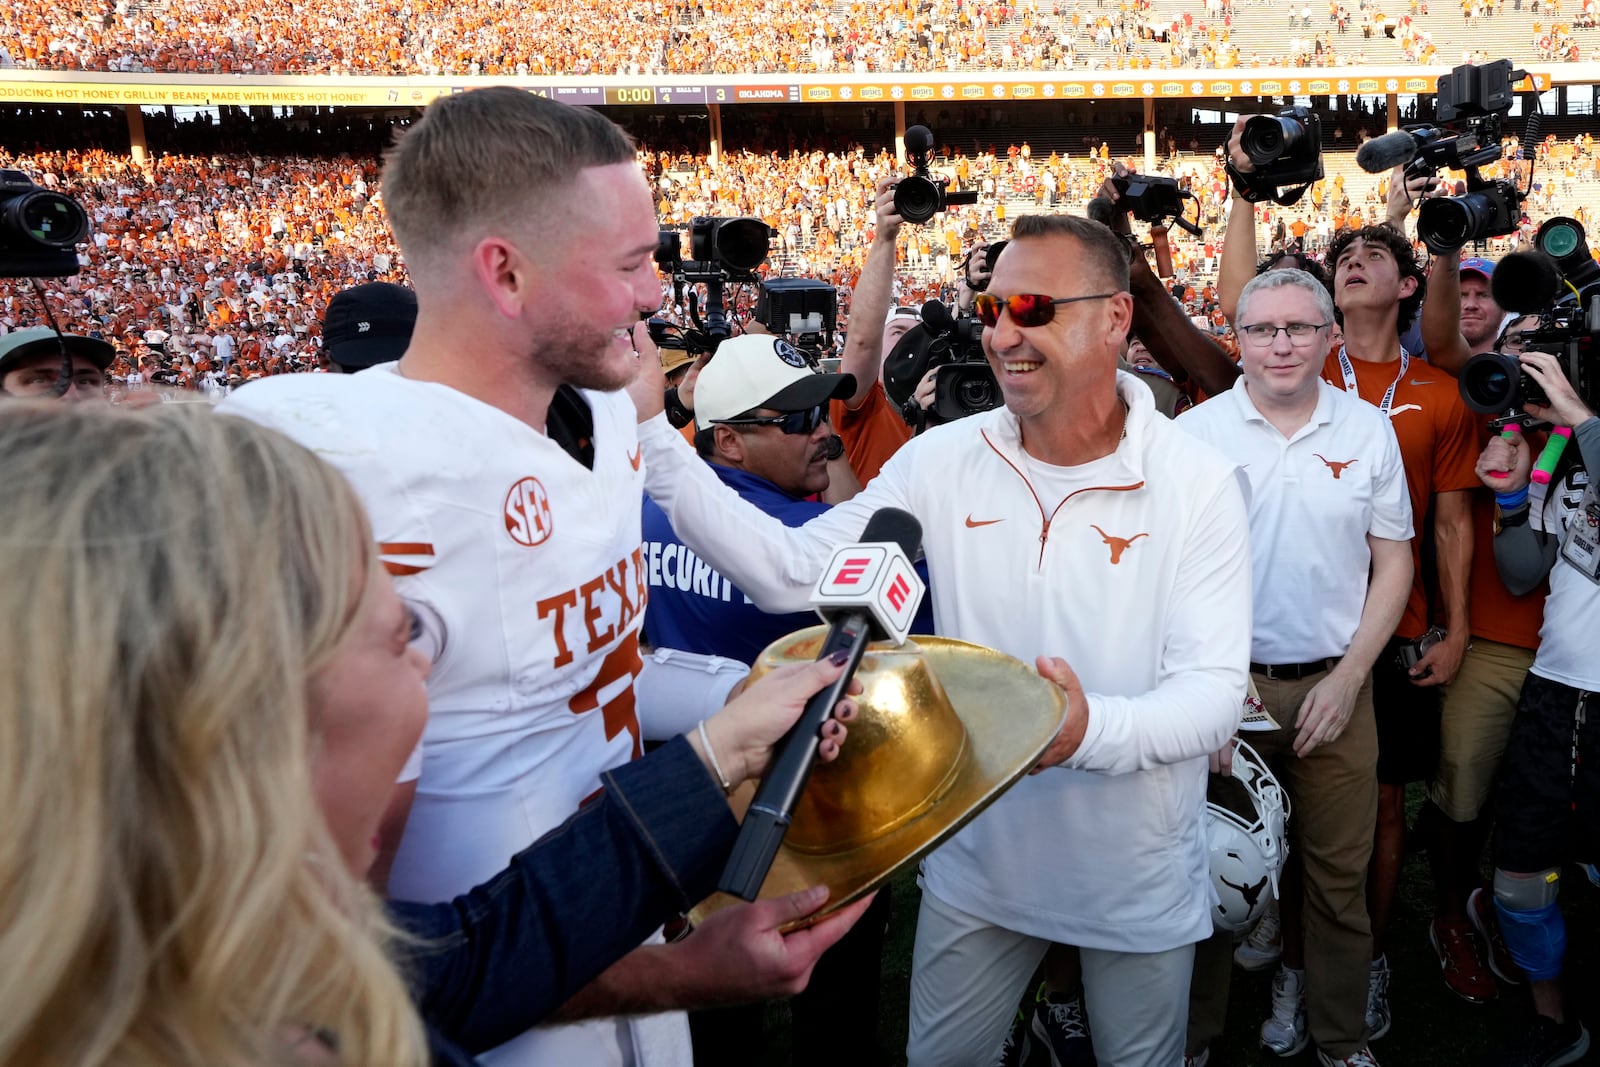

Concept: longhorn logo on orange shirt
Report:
left=1313, top=454, right=1359, bottom=479
left=504, top=477, right=553, bottom=547
left=1090, top=524, right=1148, bottom=564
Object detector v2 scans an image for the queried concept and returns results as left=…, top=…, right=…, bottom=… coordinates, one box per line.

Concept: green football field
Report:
left=759, top=784, right=1600, bottom=1066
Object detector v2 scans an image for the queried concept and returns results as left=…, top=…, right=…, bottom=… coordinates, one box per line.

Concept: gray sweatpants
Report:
left=906, top=888, right=1196, bottom=1067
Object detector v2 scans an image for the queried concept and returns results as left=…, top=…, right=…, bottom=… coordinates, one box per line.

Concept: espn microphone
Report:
left=1355, top=130, right=1421, bottom=174
left=717, top=507, right=926, bottom=901
left=1490, top=250, right=1563, bottom=315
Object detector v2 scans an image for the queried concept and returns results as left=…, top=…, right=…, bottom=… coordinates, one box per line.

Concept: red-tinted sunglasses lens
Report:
left=973, top=293, right=1057, bottom=328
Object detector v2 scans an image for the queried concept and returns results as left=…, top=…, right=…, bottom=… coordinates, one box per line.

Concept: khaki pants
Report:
left=1188, top=669, right=1379, bottom=1057
left=1430, top=639, right=1534, bottom=823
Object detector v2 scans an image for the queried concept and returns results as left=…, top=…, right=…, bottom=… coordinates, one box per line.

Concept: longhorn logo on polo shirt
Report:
left=1313, top=454, right=1358, bottom=479
left=1090, top=524, right=1147, bottom=564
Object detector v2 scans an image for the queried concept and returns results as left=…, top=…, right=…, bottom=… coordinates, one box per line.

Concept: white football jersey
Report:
left=221, top=367, right=687, bottom=1067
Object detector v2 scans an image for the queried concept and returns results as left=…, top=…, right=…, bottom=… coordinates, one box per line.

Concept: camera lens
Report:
left=7, top=190, right=88, bottom=249
left=1458, top=351, right=1522, bottom=413
left=1241, top=116, right=1302, bottom=166
left=714, top=218, right=771, bottom=273
left=1417, top=195, right=1480, bottom=253
left=1540, top=220, right=1583, bottom=260
left=893, top=177, right=940, bottom=225
left=957, top=372, right=997, bottom=412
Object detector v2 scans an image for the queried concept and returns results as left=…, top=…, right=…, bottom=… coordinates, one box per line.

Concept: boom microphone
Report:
left=904, top=124, right=935, bottom=155
left=1490, top=251, right=1563, bottom=315
left=1356, top=130, right=1421, bottom=174
left=717, top=508, right=926, bottom=900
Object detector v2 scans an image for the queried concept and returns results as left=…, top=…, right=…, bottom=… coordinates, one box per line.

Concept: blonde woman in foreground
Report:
left=0, top=402, right=867, bottom=1067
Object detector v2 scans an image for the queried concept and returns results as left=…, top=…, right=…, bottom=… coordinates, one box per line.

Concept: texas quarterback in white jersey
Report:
left=221, top=364, right=684, bottom=1067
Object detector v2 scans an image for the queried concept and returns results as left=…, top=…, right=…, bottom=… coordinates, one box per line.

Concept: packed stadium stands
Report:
left=6, top=0, right=1600, bottom=76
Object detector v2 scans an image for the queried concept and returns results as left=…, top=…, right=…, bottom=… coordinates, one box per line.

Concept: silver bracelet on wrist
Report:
left=697, top=719, right=732, bottom=793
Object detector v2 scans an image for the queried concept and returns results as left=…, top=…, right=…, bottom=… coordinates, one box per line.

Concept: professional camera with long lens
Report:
left=894, top=126, right=980, bottom=225
left=1458, top=216, right=1600, bottom=416
left=655, top=215, right=775, bottom=349
left=1228, top=106, right=1323, bottom=205
left=883, top=300, right=1000, bottom=427
left=1, top=169, right=89, bottom=279
left=1355, top=60, right=1528, bottom=253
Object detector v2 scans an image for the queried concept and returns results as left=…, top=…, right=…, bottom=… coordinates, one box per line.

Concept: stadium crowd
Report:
left=5, top=0, right=1600, bottom=74
left=11, top=119, right=1600, bottom=394
left=3, top=86, right=1599, bottom=1067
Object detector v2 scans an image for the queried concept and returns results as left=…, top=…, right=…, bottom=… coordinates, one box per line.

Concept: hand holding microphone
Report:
left=717, top=508, right=927, bottom=900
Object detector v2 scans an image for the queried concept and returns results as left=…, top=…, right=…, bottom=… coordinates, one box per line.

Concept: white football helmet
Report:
left=1208, top=738, right=1291, bottom=935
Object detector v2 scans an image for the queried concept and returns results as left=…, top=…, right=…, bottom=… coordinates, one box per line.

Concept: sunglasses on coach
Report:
left=711, top=403, right=829, bottom=435
left=973, top=291, right=1119, bottom=328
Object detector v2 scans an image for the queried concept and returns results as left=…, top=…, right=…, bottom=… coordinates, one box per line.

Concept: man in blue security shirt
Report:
left=642, top=331, right=921, bottom=1067
left=644, top=333, right=875, bottom=663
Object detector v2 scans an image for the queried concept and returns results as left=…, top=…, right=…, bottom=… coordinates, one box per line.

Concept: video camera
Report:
left=883, top=299, right=1000, bottom=427
left=894, top=126, right=980, bottom=225
left=655, top=215, right=775, bottom=350
left=1108, top=174, right=1204, bottom=237
left=1356, top=60, right=1529, bottom=253
left=1458, top=217, right=1600, bottom=416
left=754, top=277, right=838, bottom=362
left=1, top=169, right=88, bottom=279
left=1228, top=106, right=1324, bottom=206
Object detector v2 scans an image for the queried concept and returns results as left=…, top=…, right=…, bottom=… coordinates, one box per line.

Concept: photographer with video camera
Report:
left=1471, top=352, right=1599, bottom=1067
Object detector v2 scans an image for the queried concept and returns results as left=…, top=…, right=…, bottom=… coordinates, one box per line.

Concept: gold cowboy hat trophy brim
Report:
left=692, top=627, right=1067, bottom=931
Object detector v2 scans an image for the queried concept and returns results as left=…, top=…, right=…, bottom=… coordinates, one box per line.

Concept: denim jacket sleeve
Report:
left=388, top=735, right=738, bottom=1055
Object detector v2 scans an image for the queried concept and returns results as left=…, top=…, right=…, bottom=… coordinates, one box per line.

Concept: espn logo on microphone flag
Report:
left=811, top=542, right=925, bottom=645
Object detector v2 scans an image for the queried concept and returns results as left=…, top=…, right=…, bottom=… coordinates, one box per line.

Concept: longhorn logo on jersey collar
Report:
left=1090, top=524, right=1148, bottom=564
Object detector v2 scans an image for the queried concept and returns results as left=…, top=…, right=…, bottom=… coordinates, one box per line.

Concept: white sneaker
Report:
left=1317, top=1047, right=1381, bottom=1066
left=1234, top=898, right=1283, bottom=971
left=1366, top=956, right=1391, bottom=1041
left=1260, top=966, right=1310, bottom=1057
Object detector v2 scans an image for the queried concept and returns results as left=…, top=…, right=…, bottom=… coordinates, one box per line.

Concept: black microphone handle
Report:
left=716, top=610, right=874, bottom=900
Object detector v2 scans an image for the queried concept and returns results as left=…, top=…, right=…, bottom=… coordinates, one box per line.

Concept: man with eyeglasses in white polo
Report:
left=1178, top=268, right=1414, bottom=1067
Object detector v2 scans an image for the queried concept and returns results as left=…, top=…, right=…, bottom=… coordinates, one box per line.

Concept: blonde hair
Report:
left=381, top=86, right=636, bottom=278
left=0, top=403, right=427, bottom=1067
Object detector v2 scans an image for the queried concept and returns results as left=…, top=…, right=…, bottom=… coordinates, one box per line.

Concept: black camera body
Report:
left=0, top=169, right=89, bottom=279
left=655, top=215, right=775, bottom=348
left=895, top=126, right=980, bottom=225
left=930, top=314, right=1000, bottom=423
left=755, top=277, right=838, bottom=360
left=1416, top=176, right=1522, bottom=255
left=1231, top=106, right=1324, bottom=204
left=1110, top=174, right=1204, bottom=237
left=1459, top=310, right=1599, bottom=415
left=1459, top=215, right=1600, bottom=416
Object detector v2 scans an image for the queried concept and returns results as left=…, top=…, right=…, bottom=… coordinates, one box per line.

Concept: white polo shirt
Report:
left=1179, top=377, right=1413, bottom=664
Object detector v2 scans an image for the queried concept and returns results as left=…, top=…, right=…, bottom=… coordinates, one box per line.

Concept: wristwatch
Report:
left=663, top=386, right=694, bottom=429
left=1493, top=503, right=1530, bottom=535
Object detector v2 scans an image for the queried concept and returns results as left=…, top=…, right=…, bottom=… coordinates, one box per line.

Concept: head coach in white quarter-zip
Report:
left=634, top=210, right=1254, bottom=1067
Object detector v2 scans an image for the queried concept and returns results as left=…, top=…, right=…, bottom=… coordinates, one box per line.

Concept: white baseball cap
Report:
left=693, top=334, right=856, bottom=431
